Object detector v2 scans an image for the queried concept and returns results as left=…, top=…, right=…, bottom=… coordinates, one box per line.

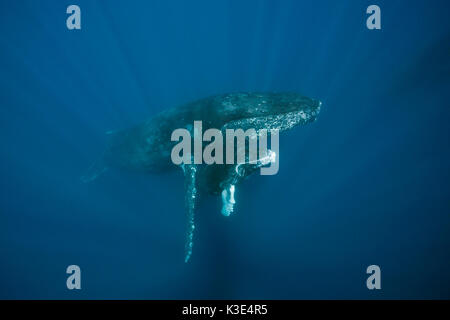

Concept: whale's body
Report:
left=84, top=92, right=322, bottom=261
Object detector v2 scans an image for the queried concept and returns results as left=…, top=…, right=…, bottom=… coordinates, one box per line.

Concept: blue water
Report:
left=0, top=0, right=449, bottom=299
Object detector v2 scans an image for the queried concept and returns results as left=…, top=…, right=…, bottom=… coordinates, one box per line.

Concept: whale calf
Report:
left=83, top=92, right=322, bottom=261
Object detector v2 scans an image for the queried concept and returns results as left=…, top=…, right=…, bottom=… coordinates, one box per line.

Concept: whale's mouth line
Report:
left=231, top=108, right=319, bottom=133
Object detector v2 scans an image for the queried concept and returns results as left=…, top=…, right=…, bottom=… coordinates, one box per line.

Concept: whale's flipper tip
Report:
left=221, top=184, right=236, bottom=217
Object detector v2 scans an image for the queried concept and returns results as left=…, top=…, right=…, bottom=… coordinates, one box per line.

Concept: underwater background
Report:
left=0, top=0, right=449, bottom=299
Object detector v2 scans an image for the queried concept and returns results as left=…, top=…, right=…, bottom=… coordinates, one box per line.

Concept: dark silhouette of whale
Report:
left=83, top=92, right=322, bottom=262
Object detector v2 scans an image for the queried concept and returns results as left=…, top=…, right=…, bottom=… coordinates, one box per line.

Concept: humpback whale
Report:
left=83, top=92, right=322, bottom=262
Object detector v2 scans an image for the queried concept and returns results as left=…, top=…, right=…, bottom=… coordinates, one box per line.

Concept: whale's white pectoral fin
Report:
left=221, top=184, right=236, bottom=217
left=181, top=163, right=198, bottom=263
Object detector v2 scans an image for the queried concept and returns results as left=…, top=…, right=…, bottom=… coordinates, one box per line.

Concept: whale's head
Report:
left=262, top=92, right=322, bottom=124
left=219, top=92, right=322, bottom=132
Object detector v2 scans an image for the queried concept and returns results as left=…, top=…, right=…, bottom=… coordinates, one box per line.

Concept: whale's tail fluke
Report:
left=81, top=155, right=108, bottom=183
left=81, top=131, right=117, bottom=183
